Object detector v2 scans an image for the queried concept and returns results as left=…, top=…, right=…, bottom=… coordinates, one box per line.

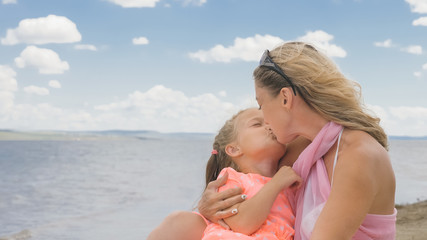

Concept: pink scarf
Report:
left=291, top=121, right=343, bottom=240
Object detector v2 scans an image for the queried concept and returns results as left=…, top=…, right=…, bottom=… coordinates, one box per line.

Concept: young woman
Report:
left=251, top=42, right=396, bottom=239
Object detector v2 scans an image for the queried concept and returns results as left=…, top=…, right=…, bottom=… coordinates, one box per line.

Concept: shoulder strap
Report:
left=331, top=128, right=344, bottom=187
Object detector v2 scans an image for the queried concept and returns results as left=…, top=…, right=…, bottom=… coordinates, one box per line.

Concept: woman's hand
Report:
left=198, top=172, right=246, bottom=229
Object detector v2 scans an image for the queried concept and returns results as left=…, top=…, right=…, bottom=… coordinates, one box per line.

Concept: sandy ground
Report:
left=396, top=200, right=427, bottom=240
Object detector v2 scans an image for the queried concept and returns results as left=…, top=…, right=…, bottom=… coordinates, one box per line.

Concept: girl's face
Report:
left=235, top=108, right=286, bottom=160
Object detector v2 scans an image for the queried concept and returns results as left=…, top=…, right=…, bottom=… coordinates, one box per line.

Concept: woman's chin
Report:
left=277, top=135, right=299, bottom=145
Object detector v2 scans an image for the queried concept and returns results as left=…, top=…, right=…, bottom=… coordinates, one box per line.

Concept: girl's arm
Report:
left=147, top=211, right=207, bottom=240
left=224, top=166, right=302, bottom=235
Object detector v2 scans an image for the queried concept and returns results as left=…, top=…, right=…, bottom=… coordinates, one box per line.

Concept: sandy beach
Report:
left=396, top=200, right=427, bottom=240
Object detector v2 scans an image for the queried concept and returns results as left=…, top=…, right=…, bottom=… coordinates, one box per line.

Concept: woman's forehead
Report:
left=255, top=86, right=269, bottom=100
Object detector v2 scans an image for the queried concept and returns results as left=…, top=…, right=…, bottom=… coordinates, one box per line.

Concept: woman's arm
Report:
left=198, top=171, right=246, bottom=228
left=224, top=166, right=302, bottom=235
left=311, top=132, right=395, bottom=239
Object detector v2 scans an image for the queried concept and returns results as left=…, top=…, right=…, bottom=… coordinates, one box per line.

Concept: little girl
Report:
left=199, top=108, right=302, bottom=240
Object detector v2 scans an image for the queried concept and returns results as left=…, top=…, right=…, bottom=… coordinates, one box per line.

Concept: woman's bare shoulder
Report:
left=341, top=129, right=389, bottom=164
left=339, top=129, right=395, bottom=214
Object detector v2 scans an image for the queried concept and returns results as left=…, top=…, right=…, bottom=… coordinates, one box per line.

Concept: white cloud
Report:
left=0, top=83, right=426, bottom=136
left=183, top=0, right=207, bottom=6
left=23, top=85, right=50, bottom=96
left=132, top=37, right=149, bottom=45
left=296, top=30, right=347, bottom=58
left=0, top=65, right=17, bottom=115
left=75, top=44, right=97, bottom=51
left=15, top=46, right=69, bottom=74
left=0, top=103, right=68, bottom=130
left=0, top=84, right=254, bottom=132
left=2, top=0, right=17, bottom=4
left=48, top=80, right=61, bottom=88
left=189, top=31, right=345, bottom=63
left=1, top=15, right=81, bottom=45
left=0, top=91, right=15, bottom=117
left=389, top=106, right=427, bottom=120
left=189, top=34, right=284, bottom=63
left=414, top=71, right=422, bottom=77
left=218, top=90, right=227, bottom=97
left=413, top=16, right=427, bottom=26
left=401, top=45, right=423, bottom=55
left=0, top=103, right=94, bottom=130
left=0, top=65, right=17, bottom=92
left=374, top=39, right=394, bottom=48
left=107, top=0, right=160, bottom=8
left=94, top=85, right=239, bottom=132
left=422, top=63, right=427, bottom=70
left=368, top=104, right=427, bottom=137
left=405, top=0, right=427, bottom=13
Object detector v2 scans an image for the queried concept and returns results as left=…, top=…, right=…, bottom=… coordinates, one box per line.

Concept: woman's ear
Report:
left=225, top=143, right=243, bottom=158
left=280, top=87, right=293, bottom=109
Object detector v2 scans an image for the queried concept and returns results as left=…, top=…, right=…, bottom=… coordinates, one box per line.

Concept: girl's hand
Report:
left=197, top=172, right=246, bottom=229
left=273, top=166, right=302, bottom=190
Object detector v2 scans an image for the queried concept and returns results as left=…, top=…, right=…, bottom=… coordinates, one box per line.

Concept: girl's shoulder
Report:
left=218, top=167, right=241, bottom=179
left=218, top=167, right=269, bottom=182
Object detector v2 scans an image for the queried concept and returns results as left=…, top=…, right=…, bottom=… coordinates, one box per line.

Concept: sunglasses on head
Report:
left=259, top=50, right=297, bottom=96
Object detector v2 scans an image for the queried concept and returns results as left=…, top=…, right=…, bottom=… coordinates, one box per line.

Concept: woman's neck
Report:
left=293, top=99, right=329, bottom=141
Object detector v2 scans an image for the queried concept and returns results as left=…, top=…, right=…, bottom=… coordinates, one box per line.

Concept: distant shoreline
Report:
left=1, top=130, right=426, bottom=141
left=389, top=136, right=427, bottom=140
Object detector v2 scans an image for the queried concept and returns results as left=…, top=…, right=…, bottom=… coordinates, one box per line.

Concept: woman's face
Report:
left=255, top=86, right=292, bottom=145
left=235, top=108, right=286, bottom=160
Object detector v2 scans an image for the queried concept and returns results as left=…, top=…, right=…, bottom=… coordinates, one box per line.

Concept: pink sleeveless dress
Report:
left=202, top=167, right=295, bottom=240
left=291, top=122, right=396, bottom=240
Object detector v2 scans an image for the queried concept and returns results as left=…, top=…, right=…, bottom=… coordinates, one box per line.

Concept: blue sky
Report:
left=0, top=0, right=426, bottom=136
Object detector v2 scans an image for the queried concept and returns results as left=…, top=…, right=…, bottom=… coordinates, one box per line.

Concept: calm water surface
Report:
left=0, top=138, right=425, bottom=239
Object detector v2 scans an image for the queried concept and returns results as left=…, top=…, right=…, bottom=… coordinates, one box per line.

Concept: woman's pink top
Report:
left=291, top=122, right=396, bottom=240
left=202, top=167, right=295, bottom=240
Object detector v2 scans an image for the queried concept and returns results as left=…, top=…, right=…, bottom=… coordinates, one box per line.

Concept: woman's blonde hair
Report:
left=254, top=42, right=388, bottom=150
left=204, top=109, right=252, bottom=188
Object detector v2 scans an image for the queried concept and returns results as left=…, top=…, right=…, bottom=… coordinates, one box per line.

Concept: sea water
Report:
left=0, top=138, right=426, bottom=239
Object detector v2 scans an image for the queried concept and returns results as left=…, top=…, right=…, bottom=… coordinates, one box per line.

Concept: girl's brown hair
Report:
left=204, top=109, right=253, bottom=188
left=254, top=42, right=388, bottom=150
